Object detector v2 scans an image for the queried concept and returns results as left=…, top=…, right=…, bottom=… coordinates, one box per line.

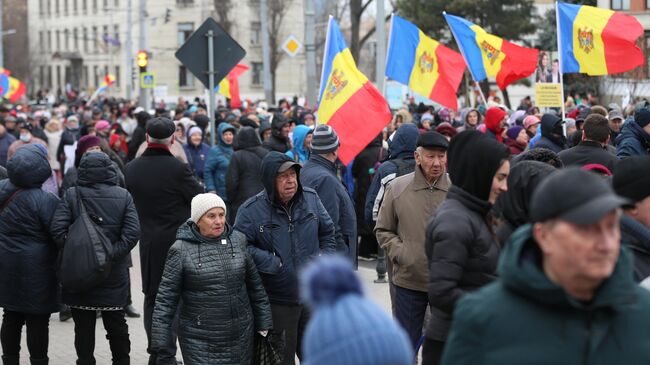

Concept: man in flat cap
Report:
left=375, top=131, right=450, bottom=348
left=124, top=117, right=203, bottom=365
left=441, top=168, right=650, bottom=364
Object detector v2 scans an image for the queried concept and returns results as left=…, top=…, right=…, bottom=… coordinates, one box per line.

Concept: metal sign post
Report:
left=207, top=29, right=216, bottom=147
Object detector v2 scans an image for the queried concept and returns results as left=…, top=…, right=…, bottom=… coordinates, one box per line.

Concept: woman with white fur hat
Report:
left=151, top=193, right=273, bottom=365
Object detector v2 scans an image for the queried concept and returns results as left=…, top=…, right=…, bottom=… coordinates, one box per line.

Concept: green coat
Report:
left=442, top=224, right=650, bottom=365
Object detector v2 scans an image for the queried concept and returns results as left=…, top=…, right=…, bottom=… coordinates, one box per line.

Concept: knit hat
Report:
left=190, top=193, right=227, bottom=223
left=420, top=112, right=434, bottom=122
left=95, top=120, right=110, bottom=132
left=301, top=256, right=413, bottom=365
left=187, top=126, right=203, bottom=137
left=634, top=107, right=650, bottom=128
left=434, top=122, right=457, bottom=139
left=75, top=135, right=102, bottom=168
left=506, top=125, right=524, bottom=141
left=311, top=125, right=340, bottom=154
left=523, top=115, right=540, bottom=129
left=613, top=156, right=650, bottom=203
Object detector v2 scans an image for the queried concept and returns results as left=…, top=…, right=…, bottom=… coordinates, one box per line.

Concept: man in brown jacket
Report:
left=375, top=131, right=450, bottom=348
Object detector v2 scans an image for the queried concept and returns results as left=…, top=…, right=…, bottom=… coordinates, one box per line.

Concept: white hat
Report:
left=191, top=193, right=227, bottom=223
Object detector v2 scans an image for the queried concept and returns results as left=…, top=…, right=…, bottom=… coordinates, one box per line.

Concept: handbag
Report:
left=58, top=187, right=114, bottom=293
left=253, top=330, right=285, bottom=365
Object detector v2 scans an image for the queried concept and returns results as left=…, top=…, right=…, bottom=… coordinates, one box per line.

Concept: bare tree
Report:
left=348, top=0, right=395, bottom=62
left=268, top=0, right=293, bottom=103
left=213, top=0, right=233, bottom=34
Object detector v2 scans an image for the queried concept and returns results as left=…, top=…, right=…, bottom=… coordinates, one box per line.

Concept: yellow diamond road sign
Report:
left=282, top=35, right=302, bottom=58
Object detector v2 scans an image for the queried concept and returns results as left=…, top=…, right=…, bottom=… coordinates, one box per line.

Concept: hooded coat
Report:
left=494, top=161, right=556, bottom=244
left=183, top=132, right=212, bottom=181
left=262, top=115, right=291, bottom=153
left=234, top=152, right=336, bottom=305
left=425, top=131, right=509, bottom=342
left=301, top=154, right=358, bottom=263
left=151, top=221, right=273, bottom=365
left=456, top=108, right=482, bottom=133
left=620, top=214, right=650, bottom=283
left=616, top=120, right=650, bottom=158
left=441, top=225, right=650, bottom=365
left=50, top=153, right=140, bottom=307
left=364, top=124, right=419, bottom=222
left=352, top=135, right=385, bottom=239
left=0, top=145, right=60, bottom=314
left=285, top=125, right=312, bottom=164
left=534, top=114, right=567, bottom=153
left=124, top=145, right=204, bottom=297
left=204, top=123, right=236, bottom=200
left=0, top=129, right=16, bottom=167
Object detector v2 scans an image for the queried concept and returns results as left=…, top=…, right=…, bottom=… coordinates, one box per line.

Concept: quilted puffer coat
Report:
left=151, top=220, right=273, bottom=365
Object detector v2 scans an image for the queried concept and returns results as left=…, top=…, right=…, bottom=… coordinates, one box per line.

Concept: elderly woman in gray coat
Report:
left=151, top=193, right=273, bottom=365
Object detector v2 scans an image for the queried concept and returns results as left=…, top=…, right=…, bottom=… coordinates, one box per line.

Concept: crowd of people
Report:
left=0, top=91, right=649, bottom=364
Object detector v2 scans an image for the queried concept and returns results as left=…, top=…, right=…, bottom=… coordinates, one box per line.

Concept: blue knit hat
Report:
left=300, top=256, right=413, bottom=365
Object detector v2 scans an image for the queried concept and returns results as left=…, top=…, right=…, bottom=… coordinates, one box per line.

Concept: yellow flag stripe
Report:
left=573, top=6, right=612, bottom=75
left=318, top=48, right=366, bottom=124
left=408, top=30, right=440, bottom=99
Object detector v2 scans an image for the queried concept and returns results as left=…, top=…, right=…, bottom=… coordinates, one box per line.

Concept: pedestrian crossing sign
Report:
left=140, top=72, right=156, bottom=89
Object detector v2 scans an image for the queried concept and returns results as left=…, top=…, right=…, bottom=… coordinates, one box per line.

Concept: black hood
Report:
left=234, top=126, right=262, bottom=151
left=540, top=114, right=563, bottom=138
left=495, top=161, right=557, bottom=228
left=447, top=131, right=510, bottom=202
left=77, top=152, right=119, bottom=186
left=389, top=124, right=419, bottom=159
left=270, top=113, right=289, bottom=139
left=260, top=151, right=302, bottom=204
left=7, top=144, right=52, bottom=188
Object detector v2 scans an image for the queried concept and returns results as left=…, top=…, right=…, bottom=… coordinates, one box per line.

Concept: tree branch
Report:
left=360, top=0, right=373, bottom=14
left=359, top=13, right=391, bottom=48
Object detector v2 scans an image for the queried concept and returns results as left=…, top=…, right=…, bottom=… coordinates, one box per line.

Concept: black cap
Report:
left=530, top=168, right=630, bottom=225
left=613, top=156, right=650, bottom=203
left=146, top=117, right=175, bottom=139
left=417, top=131, right=449, bottom=150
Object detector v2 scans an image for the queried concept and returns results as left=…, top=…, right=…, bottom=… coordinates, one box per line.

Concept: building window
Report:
left=114, top=0, right=118, bottom=6
left=56, top=30, right=60, bottom=51
left=103, top=0, right=107, bottom=9
left=73, top=0, right=77, bottom=13
left=177, top=22, right=193, bottom=46
left=94, top=65, right=99, bottom=86
left=39, top=0, right=44, bottom=15
left=47, top=0, right=51, bottom=14
left=92, top=0, right=97, bottom=12
left=611, top=0, right=630, bottom=10
left=115, top=66, right=120, bottom=87
left=39, top=31, right=44, bottom=53
left=82, top=0, right=86, bottom=12
left=64, top=0, right=68, bottom=14
left=179, top=66, right=194, bottom=87
left=92, top=26, right=98, bottom=52
left=114, top=24, right=120, bottom=43
left=82, top=27, right=88, bottom=52
left=83, top=66, right=89, bottom=87
left=250, top=22, right=261, bottom=45
left=252, top=62, right=262, bottom=85
left=55, top=0, right=59, bottom=14
left=64, top=29, right=69, bottom=50
left=73, top=28, right=78, bottom=50
left=47, top=31, right=52, bottom=52
left=57, top=65, right=62, bottom=90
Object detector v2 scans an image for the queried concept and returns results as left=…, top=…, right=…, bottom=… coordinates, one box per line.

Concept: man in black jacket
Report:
left=124, top=117, right=203, bottom=365
left=558, top=114, right=618, bottom=173
left=262, top=113, right=291, bottom=153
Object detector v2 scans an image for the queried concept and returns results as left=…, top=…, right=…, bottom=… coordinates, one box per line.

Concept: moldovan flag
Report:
left=386, top=14, right=465, bottom=110
left=317, top=17, right=391, bottom=165
left=216, top=63, right=249, bottom=109
left=5, top=77, right=26, bottom=103
left=443, top=12, right=538, bottom=89
left=557, top=2, right=644, bottom=75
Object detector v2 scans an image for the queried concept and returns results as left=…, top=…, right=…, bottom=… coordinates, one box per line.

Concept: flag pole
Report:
left=555, top=1, right=566, bottom=121
left=443, top=11, right=488, bottom=107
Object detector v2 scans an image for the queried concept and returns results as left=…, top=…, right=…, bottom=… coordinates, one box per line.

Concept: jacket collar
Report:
left=142, top=145, right=174, bottom=157
left=412, top=166, right=450, bottom=192
left=308, top=154, right=336, bottom=174
left=447, top=185, right=492, bottom=216
left=578, top=139, right=607, bottom=149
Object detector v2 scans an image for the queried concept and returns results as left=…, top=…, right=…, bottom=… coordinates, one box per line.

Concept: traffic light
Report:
left=137, top=51, right=148, bottom=73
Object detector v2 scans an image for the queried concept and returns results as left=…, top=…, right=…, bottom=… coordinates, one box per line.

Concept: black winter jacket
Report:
left=234, top=152, right=337, bottom=305
left=352, top=135, right=384, bottom=237
left=262, top=116, right=290, bottom=153
left=0, top=145, right=60, bottom=314
left=226, top=127, right=268, bottom=222
left=125, top=146, right=204, bottom=296
left=51, top=153, right=140, bottom=307
left=558, top=140, right=618, bottom=172
left=425, top=186, right=500, bottom=341
left=152, top=221, right=273, bottom=365
left=621, top=215, right=650, bottom=283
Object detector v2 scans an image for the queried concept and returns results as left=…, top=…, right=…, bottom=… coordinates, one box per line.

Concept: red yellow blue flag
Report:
left=4, top=77, right=26, bottom=103
left=443, top=12, right=538, bottom=90
left=216, top=63, right=249, bottom=109
left=386, top=14, right=465, bottom=110
left=557, top=2, right=644, bottom=75
left=317, top=17, right=391, bottom=165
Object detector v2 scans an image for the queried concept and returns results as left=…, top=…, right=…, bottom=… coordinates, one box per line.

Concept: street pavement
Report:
left=5, top=248, right=391, bottom=364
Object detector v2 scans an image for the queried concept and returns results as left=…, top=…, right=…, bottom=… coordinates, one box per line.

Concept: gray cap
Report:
left=608, top=110, right=624, bottom=121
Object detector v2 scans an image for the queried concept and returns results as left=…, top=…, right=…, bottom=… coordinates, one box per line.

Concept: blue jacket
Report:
left=0, top=131, right=16, bottom=167
left=285, top=125, right=312, bottom=164
left=183, top=141, right=211, bottom=180
left=234, top=152, right=336, bottom=305
left=204, top=123, right=236, bottom=200
left=616, top=120, right=650, bottom=158
left=364, top=124, right=419, bottom=222
left=0, top=145, right=60, bottom=314
left=301, top=154, right=357, bottom=263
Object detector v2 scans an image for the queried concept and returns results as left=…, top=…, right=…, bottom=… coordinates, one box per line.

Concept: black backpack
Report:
left=58, top=187, right=114, bottom=293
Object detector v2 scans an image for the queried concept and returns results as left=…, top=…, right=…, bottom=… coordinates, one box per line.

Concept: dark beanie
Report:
left=447, top=131, right=510, bottom=201
left=613, top=156, right=650, bottom=203
left=75, top=135, right=102, bottom=168
left=634, top=108, right=650, bottom=128
left=311, top=125, right=340, bottom=154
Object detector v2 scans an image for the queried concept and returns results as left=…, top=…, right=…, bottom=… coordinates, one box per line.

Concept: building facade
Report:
left=26, top=0, right=307, bottom=103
